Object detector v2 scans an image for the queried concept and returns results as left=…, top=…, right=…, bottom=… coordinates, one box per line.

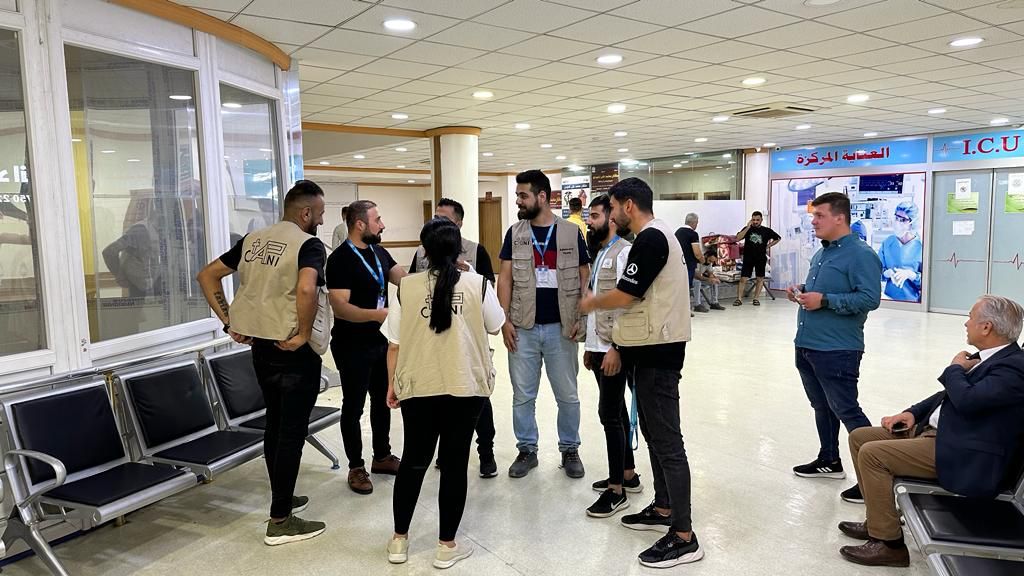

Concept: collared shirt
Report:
left=794, top=232, right=882, bottom=352
left=930, top=344, right=1011, bottom=429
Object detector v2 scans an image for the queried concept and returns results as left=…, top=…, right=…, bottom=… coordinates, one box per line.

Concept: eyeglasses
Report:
left=895, top=214, right=911, bottom=223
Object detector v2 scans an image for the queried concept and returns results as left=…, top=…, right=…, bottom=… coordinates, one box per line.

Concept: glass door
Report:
left=989, top=169, right=1024, bottom=304
left=929, top=170, right=992, bottom=313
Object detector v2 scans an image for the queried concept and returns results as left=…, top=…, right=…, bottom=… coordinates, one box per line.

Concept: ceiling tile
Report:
left=540, top=0, right=635, bottom=9
left=339, top=5, right=461, bottom=39
left=912, top=63, right=1001, bottom=81
left=420, top=68, right=506, bottom=85
left=962, top=3, right=1024, bottom=25
left=618, top=56, right=707, bottom=76
left=627, top=77, right=697, bottom=93
left=229, top=15, right=332, bottom=45
left=474, top=0, right=597, bottom=33
left=519, top=62, right=603, bottom=81
left=459, top=53, right=549, bottom=74
left=815, top=68, right=894, bottom=86
left=311, top=29, right=415, bottom=56
left=328, top=71, right=409, bottom=90
left=754, top=0, right=887, bottom=17
left=388, top=42, right=486, bottom=66
left=876, top=54, right=965, bottom=73
left=307, top=84, right=381, bottom=99
left=743, top=21, right=852, bottom=49
left=534, top=83, right=607, bottom=97
left=425, top=22, right=535, bottom=51
left=391, top=80, right=466, bottom=97
left=853, top=75, right=929, bottom=90
left=499, top=93, right=569, bottom=106
left=367, top=91, right=436, bottom=105
left=774, top=60, right=859, bottom=78
left=818, top=0, right=946, bottom=32
left=789, top=34, right=896, bottom=59
left=241, top=0, right=370, bottom=25
left=912, top=29, right=1024, bottom=57
left=679, top=40, right=766, bottom=64
left=616, top=28, right=720, bottom=55
left=500, top=35, right=602, bottom=60
left=837, top=45, right=934, bottom=67
left=298, top=65, right=345, bottom=83
left=726, top=51, right=817, bottom=72
left=576, top=70, right=659, bottom=87
left=678, top=6, right=800, bottom=38
left=355, top=58, right=447, bottom=79
left=551, top=14, right=664, bottom=45
left=379, top=0, right=510, bottom=18
left=560, top=48, right=660, bottom=69
left=867, top=13, right=992, bottom=44
left=483, top=76, right=561, bottom=91
left=292, top=47, right=377, bottom=70
left=177, top=0, right=249, bottom=11
left=608, top=0, right=739, bottom=26
left=675, top=65, right=756, bottom=83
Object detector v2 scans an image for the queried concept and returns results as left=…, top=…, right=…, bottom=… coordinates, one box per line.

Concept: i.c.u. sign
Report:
left=933, top=130, right=1024, bottom=163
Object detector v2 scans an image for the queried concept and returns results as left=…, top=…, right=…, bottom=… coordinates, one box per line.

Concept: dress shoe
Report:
left=838, top=521, right=869, bottom=540
left=371, top=454, right=401, bottom=475
left=840, top=540, right=910, bottom=567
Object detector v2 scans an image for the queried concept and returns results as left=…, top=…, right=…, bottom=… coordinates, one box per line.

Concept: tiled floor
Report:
left=5, top=299, right=968, bottom=575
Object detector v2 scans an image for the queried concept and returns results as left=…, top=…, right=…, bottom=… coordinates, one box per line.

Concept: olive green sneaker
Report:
left=291, top=495, right=309, bottom=514
left=264, top=515, right=325, bottom=546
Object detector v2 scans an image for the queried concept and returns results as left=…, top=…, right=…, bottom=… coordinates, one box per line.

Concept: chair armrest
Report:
left=319, top=374, right=329, bottom=394
left=3, top=449, right=67, bottom=516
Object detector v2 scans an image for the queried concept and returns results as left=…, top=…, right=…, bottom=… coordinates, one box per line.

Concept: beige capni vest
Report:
left=509, top=217, right=583, bottom=341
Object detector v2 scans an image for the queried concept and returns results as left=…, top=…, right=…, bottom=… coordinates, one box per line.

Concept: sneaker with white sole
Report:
left=264, top=515, right=325, bottom=546
left=291, top=495, right=308, bottom=514
left=387, top=536, right=409, bottom=564
left=793, top=458, right=846, bottom=479
left=587, top=489, right=629, bottom=518
left=433, top=542, right=474, bottom=569
left=638, top=532, right=704, bottom=568
left=592, top=474, right=643, bottom=494
left=841, top=484, right=864, bottom=504
left=620, top=501, right=673, bottom=532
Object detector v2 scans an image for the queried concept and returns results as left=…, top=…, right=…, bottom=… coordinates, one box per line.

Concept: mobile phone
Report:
left=891, top=422, right=909, bottom=433
left=793, top=287, right=803, bottom=296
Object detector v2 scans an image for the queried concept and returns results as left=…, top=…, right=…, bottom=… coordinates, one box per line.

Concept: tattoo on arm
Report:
left=214, top=291, right=230, bottom=321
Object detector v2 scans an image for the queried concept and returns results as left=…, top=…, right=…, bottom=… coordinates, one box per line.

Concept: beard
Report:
left=588, top=223, right=609, bottom=250
left=362, top=231, right=382, bottom=245
left=517, top=203, right=541, bottom=221
left=613, top=217, right=631, bottom=237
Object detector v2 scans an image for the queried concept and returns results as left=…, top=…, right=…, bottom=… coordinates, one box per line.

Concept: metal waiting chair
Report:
left=925, top=553, right=1024, bottom=576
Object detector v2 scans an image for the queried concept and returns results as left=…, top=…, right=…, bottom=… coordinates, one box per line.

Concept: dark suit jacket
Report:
left=906, top=342, right=1024, bottom=498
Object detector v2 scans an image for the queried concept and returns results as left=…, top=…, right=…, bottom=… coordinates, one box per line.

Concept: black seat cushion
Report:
left=12, top=385, right=125, bottom=484
left=154, top=431, right=261, bottom=466
left=240, top=406, right=339, bottom=431
left=123, top=363, right=216, bottom=448
left=207, top=351, right=265, bottom=419
left=942, top=555, right=1024, bottom=576
left=47, top=462, right=187, bottom=508
left=912, top=494, right=1024, bottom=548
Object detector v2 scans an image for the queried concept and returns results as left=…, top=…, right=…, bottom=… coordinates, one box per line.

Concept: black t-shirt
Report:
left=742, top=226, right=781, bottom=262
left=326, top=242, right=397, bottom=347
left=617, top=226, right=686, bottom=371
left=410, top=243, right=495, bottom=284
left=500, top=223, right=590, bottom=325
left=674, top=226, right=700, bottom=276
left=220, top=235, right=326, bottom=286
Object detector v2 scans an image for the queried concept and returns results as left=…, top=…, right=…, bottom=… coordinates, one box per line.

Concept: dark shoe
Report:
left=434, top=458, right=441, bottom=470
left=709, top=303, right=725, bottom=310
left=733, top=299, right=742, bottom=306
left=561, top=450, right=585, bottom=478
left=839, top=539, right=910, bottom=567
left=291, top=495, right=309, bottom=514
left=793, top=458, right=846, bottom=479
left=841, top=484, right=864, bottom=504
left=479, top=454, right=498, bottom=478
left=753, top=299, right=761, bottom=306
left=264, top=515, right=326, bottom=546
left=592, top=474, right=643, bottom=494
left=348, top=467, right=373, bottom=495
left=587, top=489, right=629, bottom=518
left=371, top=454, right=401, bottom=475
left=620, top=501, right=672, bottom=532
left=508, top=451, right=538, bottom=478
left=838, top=521, right=869, bottom=540
left=693, top=304, right=710, bottom=313
left=638, top=532, right=704, bottom=568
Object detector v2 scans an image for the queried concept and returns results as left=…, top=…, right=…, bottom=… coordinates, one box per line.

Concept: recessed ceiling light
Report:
left=742, top=77, right=766, bottom=86
left=950, top=37, right=983, bottom=47
left=127, top=158, right=141, bottom=163
left=722, top=153, right=732, bottom=158
left=712, top=115, right=729, bottom=122
left=763, top=142, right=776, bottom=147
left=540, top=143, right=552, bottom=148
left=620, top=158, right=637, bottom=164
left=395, top=147, right=408, bottom=152
left=555, top=155, right=567, bottom=160
left=618, top=147, right=629, bottom=152
left=694, top=137, right=708, bottom=142
left=383, top=19, right=416, bottom=32
left=716, top=166, right=723, bottom=169
left=71, top=138, right=82, bottom=142
left=847, top=94, right=870, bottom=103
left=515, top=123, right=530, bottom=129
left=169, top=95, right=192, bottom=101
left=222, top=102, right=242, bottom=109
left=614, top=131, right=628, bottom=137
left=991, top=117, right=1010, bottom=125
left=473, top=90, right=494, bottom=99
left=680, top=160, right=689, bottom=164
left=795, top=124, right=811, bottom=130
left=728, top=161, right=736, bottom=164
left=928, top=108, right=946, bottom=114
left=319, top=161, right=330, bottom=165
left=667, top=171, right=673, bottom=174
left=506, top=163, right=516, bottom=166
left=568, top=165, right=584, bottom=171
left=259, top=148, right=272, bottom=152
left=397, top=165, right=406, bottom=168
left=101, top=149, right=116, bottom=154
left=408, top=179, right=416, bottom=183
left=596, top=54, right=623, bottom=65
left=353, top=154, right=365, bottom=159
left=673, top=163, right=682, bottom=168
left=391, top=113, right=409, bottom=120
left=482, top=152, right=494, bottom=157
left=607, top=103, right=627, bottom=114
left=863, top=132, right=878, bottom=137
left=804, top=0, right=841, bottom=5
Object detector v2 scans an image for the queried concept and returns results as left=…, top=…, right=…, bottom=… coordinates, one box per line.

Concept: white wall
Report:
left=318, top=181, right=356, bottom=247
left=744, top=151, right=770, bottom=217
left=356, top=184, right=429, bottom=266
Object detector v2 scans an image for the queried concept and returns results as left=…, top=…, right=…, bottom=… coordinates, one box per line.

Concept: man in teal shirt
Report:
left=787, top=192, right=881, bottom=501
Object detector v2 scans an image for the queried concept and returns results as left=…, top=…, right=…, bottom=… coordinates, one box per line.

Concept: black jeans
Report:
left=795, top=347, right=871, bottom=462
left=632, top=357, right=693, bottom=533
left=475, top=398, right=495, bottom=458
left=251, top=340, right=320, bottom=519
left=333, top=339, right=391, bottom=469
left=393, top=395, right=485, bottom=541
left=590, top=352, right=635, bottom=486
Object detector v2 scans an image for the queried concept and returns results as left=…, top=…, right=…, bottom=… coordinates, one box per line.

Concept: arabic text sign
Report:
left=933, top=129, right=1024, bottom=163
left=771, top=139, right=928, bottom=173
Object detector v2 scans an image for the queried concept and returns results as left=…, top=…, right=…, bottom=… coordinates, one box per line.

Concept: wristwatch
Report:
left=223, top=323, right=231, bottom=334
left=820, top=296, right=830, bottom=309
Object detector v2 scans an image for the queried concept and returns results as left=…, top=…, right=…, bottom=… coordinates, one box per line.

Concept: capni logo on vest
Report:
left=420, top=292, right=465, bottom=318
left=933, top=130, right=1024, bottom=163
left=244, top=240, right=288, bottom=267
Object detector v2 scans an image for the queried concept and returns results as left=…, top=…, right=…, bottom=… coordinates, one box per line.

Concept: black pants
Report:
left=333, top=340, right=391, bottom=469
left=590, top=352, right=635, bottom=486
left=632, top=355, right=693, bottom=533
left=251, top=340, right=320, bottom=519
left=393, top=395, right=485, bottom=541
left=475, top=398, right=496, bottom=458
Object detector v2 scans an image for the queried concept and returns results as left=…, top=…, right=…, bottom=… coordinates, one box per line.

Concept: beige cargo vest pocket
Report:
left=616, top=308, right=652, bottom=343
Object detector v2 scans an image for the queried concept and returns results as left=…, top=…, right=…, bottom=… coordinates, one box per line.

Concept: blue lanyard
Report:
left=589, top=235, right=620, bottom=289
left=531, top=225, right=555, bottom=263
left=347, top=240, right=385, bottom=292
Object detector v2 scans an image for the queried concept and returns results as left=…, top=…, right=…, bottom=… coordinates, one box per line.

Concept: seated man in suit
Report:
left=837, top=294, right=1024, bottom=567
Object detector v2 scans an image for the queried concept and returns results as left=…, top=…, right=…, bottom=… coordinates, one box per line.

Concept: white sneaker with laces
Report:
left=387, top=536, right=409, bottom=564
left=433, top=541, right=474, bottom=569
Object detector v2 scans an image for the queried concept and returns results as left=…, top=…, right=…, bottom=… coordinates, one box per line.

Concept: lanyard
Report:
left=530, top=225, right=555, bottom=263
left=589, top=235, right=620, bottom=289
left=347, top=240, right=385, bottom=293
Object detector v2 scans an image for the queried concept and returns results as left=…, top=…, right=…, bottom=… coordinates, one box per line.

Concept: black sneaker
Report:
left=479, top=455, right=498, bottom=479
left=587, top=489, right=629, bottom=518
left=841, top=484, right=864, bottom=504
left=508, top=451, right=538, bottom=478
left=620, top=501, right=672, bottom=532
left=793, top=458, right=846, bottom=479
left=638, top=532, right=704, bottom=568
left=560, top=450, right=585, bottom=478
left=592, top=474, right=643, bottom=494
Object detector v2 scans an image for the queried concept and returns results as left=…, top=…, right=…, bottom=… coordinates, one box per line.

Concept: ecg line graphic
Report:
left=992, top=253, right=1024, bottom=271
left=942, top=252, right=986, bottom=268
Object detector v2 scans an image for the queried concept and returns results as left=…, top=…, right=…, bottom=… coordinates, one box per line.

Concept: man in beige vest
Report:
left=580, top=178, right=703, bottom=569
left=498, top=170, right=591, bottom=479
left=197, top=180, right=327, bottom=546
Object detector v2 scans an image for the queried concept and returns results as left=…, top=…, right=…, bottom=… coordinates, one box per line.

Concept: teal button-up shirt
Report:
left=795, top=233, right=882, bottom=352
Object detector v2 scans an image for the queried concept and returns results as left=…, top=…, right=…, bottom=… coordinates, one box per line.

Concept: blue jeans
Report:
left=796, top=347, right=872, bottom=462
left=509, top=323, right=581, bottom=453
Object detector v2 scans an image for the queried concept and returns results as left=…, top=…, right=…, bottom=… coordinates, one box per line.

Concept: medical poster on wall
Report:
left=1008, top=173, right=1024, bottom=213
left=560, top=174, right=591, bottom=218
left=770, top=173, right=927, bottom=303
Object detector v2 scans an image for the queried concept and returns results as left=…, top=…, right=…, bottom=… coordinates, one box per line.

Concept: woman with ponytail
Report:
left=381, top=217, right=505, bottom=569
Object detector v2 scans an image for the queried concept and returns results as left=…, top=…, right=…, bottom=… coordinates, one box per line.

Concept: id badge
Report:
left=536, top=266, right=557, bottom=289
left=377, top=295, right=386, bottom=310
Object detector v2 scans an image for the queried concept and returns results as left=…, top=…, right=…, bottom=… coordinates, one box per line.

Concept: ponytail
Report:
left=419, top=217, right=462, bottom=334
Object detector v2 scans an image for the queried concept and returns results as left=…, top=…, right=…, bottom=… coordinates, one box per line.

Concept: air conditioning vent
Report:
left=730, top=102, right=817, bottom=119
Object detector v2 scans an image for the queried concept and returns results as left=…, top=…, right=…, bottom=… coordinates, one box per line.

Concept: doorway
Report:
left=478, top=197, right=502, bottom=272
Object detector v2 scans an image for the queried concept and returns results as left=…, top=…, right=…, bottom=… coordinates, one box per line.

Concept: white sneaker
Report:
left=387, top=536, right=409, bottom=564
left=433, top=541, right=474, bottom=569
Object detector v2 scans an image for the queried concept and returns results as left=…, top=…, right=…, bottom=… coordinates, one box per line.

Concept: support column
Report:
left=427, top=127, right=480, bottom=241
